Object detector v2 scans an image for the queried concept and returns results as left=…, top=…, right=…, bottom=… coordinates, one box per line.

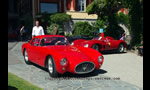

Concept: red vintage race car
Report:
left=71, top=36, right=127, bottom=53
left=22, top=35, right=104, bottom=77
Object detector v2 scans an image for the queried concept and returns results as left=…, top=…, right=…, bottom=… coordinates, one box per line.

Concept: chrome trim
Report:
left=74, top=61, right=95, bottom=74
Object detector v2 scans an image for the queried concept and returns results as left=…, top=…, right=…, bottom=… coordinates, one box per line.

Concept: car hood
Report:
left=46, top=45, right=93, bottom=63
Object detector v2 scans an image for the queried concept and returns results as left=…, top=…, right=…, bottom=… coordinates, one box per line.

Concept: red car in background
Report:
left=22, top=35, right=104, bottom=77
left=71, top=36, right=127, bottom=53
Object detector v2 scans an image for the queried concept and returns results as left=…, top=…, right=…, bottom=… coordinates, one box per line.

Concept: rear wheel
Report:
left=47, top=56, right=58, bottom=77
left=24, top=49, right=31, bottom=64
left=118, top=44, right=124, bottom=53
left=92, top=44, right=100, bottom=52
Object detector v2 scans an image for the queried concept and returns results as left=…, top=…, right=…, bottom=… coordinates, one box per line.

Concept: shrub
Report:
left=64, top=32, right=73, bottom=37
left=49, top=13, right=71, bottom=35
left=73, top=22, right=95, bottom=38
left=50, top=13, right=71, bottom=24
left=46, top=24, right=63, bottom=35
left=38, top=13, right=71, bottom=35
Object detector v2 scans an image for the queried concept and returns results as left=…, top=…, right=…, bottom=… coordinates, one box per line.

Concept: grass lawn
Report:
left=8, top=72, right=43, bottom=90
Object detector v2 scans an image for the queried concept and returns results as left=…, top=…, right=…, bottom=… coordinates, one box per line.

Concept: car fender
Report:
left=73, top=39, right=106, bottom=51
left=42, top=48, right=68, bottom=74
left=87, top=40, right=106, bottom=50
left=22, top=43, right=30, bottom=56
left=117, top=40, right=127, bottom=48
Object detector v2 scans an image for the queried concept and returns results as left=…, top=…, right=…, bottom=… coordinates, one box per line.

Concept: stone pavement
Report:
left=8, top=41, right=23, bottom=65
left=8, top=42, right=143, bottom=90
left=8, top=41, right=18, bottom=50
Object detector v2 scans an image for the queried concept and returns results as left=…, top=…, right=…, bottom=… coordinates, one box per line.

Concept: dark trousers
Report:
left=20, top=33, right=25, bottom=41
left=138, top=48, right=143, bottom=56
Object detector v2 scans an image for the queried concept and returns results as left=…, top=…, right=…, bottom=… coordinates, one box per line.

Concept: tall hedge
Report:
left=50, top=13, right=71, bottom=24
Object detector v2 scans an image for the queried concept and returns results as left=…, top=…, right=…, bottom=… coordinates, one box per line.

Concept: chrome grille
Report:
left=75, top=62, right=95, bottom=74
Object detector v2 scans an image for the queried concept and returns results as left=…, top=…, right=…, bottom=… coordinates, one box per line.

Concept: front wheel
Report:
left=47, top=56, right=58, bottom=77
left=92, top=44, right=100, bottom=52
left=118, top=44, right=124, bottom=53
left=24, top=49, right=31, bottom=64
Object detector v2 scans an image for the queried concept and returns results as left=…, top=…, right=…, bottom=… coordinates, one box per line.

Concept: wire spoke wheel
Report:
left=118, top=44, right=124, bottom=53
left=24, top=50, right=30, bottom=64
left=46, top=56, right=58, bottom=77
left=48, top=58, right=53, bottom=74
left=24, top=51, right=28, bottom=62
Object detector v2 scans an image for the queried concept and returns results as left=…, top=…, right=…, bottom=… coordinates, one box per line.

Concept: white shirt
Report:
left=32, top=26, right=45, bottom=36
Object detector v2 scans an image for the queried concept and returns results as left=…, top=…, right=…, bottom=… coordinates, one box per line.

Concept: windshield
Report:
left=40, top=37, right=69, bottom=46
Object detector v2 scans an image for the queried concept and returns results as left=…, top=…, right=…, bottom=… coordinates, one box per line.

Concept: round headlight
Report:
left=98, top=56, right=103, bottom=62
left=71, top=42, right=74, bottom=45
left=84, top=44, right=89, bottom=47
left=60, top=58, right=67, bottom=66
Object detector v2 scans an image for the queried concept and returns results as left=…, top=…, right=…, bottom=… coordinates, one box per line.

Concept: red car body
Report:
left=72, top=36, right=127, bottom=52
left=22, top=35, right=104, bottom=76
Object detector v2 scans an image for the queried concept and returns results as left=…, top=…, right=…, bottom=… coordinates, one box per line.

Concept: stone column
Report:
left=84, top=0, right=86, bottom=12
left=70, top=0, right=74, bottom=11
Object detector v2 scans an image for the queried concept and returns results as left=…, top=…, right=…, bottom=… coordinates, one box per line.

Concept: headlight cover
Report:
left=98, top=56, right=103, bottom=62
left=71, top=42, right=74, bottom=45
left=60, top=58, right=67, bottom=66
left=84, top=44, right=89, bottom=48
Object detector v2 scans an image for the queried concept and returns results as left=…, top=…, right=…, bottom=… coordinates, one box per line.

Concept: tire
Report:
left=47, top=56, right=58, bottom=77
left=92, top=44, right=100, bottom=52
left=24, top=49, right=31, bottom=64
left=118, top=43, right=124, bottom=53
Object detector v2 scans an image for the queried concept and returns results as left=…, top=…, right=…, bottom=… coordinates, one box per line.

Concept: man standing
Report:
left=32, top=20, right=45, bottom=38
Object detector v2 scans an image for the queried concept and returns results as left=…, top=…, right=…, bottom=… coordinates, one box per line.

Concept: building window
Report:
left=40, top=3, right=58, bottom=13
left=79, top=0, right=85, bottom=12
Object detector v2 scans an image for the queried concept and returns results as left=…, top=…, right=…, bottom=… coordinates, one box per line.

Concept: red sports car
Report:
left=71, top=36, right=127, bottom=53
left=22, top=35, right=104, bottom=77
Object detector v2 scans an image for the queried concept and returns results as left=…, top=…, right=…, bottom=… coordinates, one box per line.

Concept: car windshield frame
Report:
left=39, top=37, right=69, bottom=46
left=31, top=38, right=40, bottom=46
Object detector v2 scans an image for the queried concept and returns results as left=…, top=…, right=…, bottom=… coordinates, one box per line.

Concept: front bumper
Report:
left=74, top=61, right=95, bottom=74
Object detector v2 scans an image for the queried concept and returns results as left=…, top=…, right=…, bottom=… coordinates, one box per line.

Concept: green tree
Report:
left=86, top=0, right=143, bottom=46
left=86, top=0, right=124, bottom=39
left=125, top=0, right=143, bottom=46
left=115, top=13, right=129, bottom=26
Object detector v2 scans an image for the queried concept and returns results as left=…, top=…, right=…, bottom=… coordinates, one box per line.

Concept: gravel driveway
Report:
left=8, top=42, right=143, bottom=90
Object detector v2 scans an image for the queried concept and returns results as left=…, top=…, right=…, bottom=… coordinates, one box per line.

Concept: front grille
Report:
left=75, top=62, right=95, bottom=74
